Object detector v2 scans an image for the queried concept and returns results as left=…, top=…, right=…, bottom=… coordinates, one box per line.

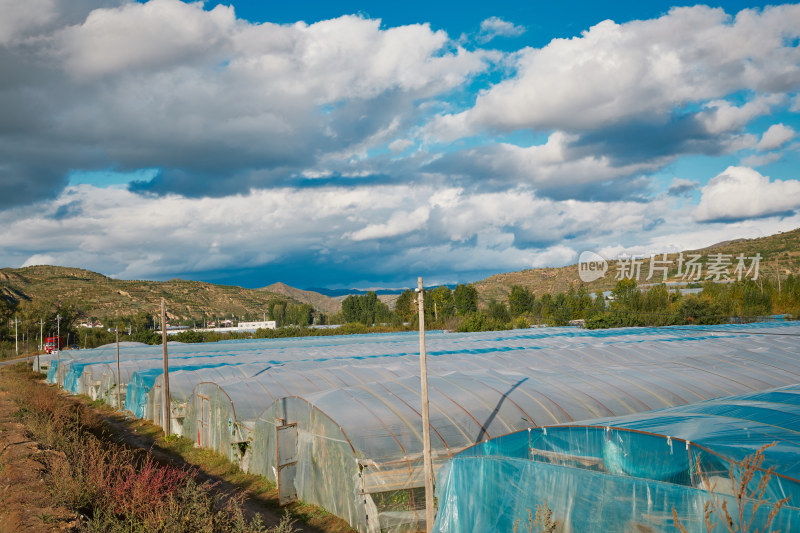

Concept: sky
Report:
left=1, top=0, right=799, bottom=290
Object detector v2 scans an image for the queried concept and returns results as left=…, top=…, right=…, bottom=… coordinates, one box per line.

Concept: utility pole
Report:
left=116, top=327, right=121, bottom=410
left=161, top=299, right=171, bottom=436
left=56, top=313, right=62, bottom=386
left=416, top=277, right=434, bottom=531
left=14, top=317, right=18, bottom=356
left=38, top=318, right=44, bottom=371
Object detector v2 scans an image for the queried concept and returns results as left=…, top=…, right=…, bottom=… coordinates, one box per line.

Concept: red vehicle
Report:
left=44, top=336, right=65, bottom=354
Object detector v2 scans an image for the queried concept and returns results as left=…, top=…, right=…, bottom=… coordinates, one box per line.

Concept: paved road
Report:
left=0, top=355, right=37, bottom=367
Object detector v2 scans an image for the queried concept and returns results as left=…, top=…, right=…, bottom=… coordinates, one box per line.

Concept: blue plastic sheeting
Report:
left=435, top=384, right=800, bottom=532
left=125, top=362, right=263, bottom=418
left=433, top=455, right=800, bottom=532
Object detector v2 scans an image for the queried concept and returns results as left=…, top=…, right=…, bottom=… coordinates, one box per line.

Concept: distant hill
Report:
left=0, top=266, right=303, bottom=321
left=260, top=282, right=341, bottom=314
left=305, top=286, right=412, bottom=297
left=3, top=228, right=797, bottom=320
left=474, top=227, right=800, bottom=305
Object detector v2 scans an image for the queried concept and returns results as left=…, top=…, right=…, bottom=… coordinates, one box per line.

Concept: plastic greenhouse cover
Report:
left=438, top=383, right=800, bottom=532
left=41, top=322, right=800, bottom=532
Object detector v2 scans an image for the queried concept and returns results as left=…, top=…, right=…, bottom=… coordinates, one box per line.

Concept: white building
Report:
left=237, top=320, right=277, bottom=330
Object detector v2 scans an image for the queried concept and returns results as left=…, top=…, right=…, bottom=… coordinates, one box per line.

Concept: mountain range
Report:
left=2, top=227, right=798, bottom=320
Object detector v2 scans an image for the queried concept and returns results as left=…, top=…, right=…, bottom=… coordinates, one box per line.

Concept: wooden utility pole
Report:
left=417, top=277, right=435, bottom=531
left=116, top=327, right=121, bottom=410
left=161, top=299, right=171, bottom=436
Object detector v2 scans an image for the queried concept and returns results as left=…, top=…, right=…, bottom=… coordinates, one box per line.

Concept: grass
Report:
left=513, top=501, right=558, bottom=533
left=74, top=381, right=356, bottom=532
left=672, top=442, right=790, bottom=532
left=1, top=366, right=298, bottom=533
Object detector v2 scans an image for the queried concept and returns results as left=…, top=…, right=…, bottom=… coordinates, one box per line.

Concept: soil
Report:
left=0, top=388, right=80, bottom=532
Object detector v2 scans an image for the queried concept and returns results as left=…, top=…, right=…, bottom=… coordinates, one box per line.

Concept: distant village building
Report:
left=77, top=320, right=103, bottom=328
left=239, top=320, right=277, bottom=330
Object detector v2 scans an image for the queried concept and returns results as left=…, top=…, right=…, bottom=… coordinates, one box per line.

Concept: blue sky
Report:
left=0, top=0, right=799, bottom=289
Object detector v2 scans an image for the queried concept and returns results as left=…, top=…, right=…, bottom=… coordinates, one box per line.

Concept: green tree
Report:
left=394, top=289, right=417, bottom=323
left=508, top=285, right=534, bottom=316
left=429, top=286, right=455, bottom=321
left=453, top=284, right=478, bottom=315
left=487, top=299, right=511, bottom=323
left=341, top=292, right=390, bottom=325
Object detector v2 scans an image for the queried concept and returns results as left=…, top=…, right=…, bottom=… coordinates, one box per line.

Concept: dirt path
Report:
left=0, top=388, right=79, bottom=532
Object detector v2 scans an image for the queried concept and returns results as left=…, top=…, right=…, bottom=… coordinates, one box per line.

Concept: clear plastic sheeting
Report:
left=30, top=321, right=800, bottom=533
left=434, top=384, right=800, bottom=532
left=433, top=455, right=800, bottom=532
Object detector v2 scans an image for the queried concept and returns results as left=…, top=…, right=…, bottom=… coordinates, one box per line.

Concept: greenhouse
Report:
left=433, top=384, right=800, bottom=531
left=34, top=321, right=800, bottom=532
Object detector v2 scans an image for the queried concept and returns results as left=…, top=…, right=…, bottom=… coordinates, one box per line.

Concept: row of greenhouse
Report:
left=35, top=321, right=800, bottom=532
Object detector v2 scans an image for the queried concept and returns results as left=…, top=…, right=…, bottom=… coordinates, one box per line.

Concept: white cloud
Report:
left=0, top=1, right=493, bottom=207
left=741, top=152, right=782, bottom=167
left=697, top=96, right=781, bottom=135
left=694, top=166, right=800, bottom=222
left=57, top=0, right=237, bottom=77
left=433, top=5, right=800, bottom=135
left=530, top=245, right=577, bottom=267
left=388, top=139, right=414, bottom=154
left=757, top=123, right=796, bottom=151
left=0, top=183, right=666, bottom=283
left=347, top=206, right=430, bottom=241
left=0, top=0, right=57, bottom=45
left=478, top=16, right=525, bottom=43
left=428, top=131, right=662, bottom=194
left=21, top=254, right=57, bottom=267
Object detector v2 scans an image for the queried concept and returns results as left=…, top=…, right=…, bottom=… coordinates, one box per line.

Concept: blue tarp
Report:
left=435, top=384, right=800, bottom=532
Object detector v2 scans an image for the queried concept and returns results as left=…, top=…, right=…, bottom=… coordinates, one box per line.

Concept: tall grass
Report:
left=4, top=367, right=294, bottom=532
left=673, top=442, right=790, bottom=533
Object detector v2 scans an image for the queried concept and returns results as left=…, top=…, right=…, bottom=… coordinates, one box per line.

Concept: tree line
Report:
left=3, top=276, right=797, bottom=356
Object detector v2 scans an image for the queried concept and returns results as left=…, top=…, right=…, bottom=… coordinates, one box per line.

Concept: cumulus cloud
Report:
left=0, top=183, right=666, bottom=285
left=0, top=0, right=492, bottom=208
left=0, top=0, right=58, bottom=45
left=477, top=16, right=525, bottom=43
left=425, top=131, right=661, bottom=200
left=667, top=178, right=700, bottom=197
left=3, top=1, right=800, bottom=287
left=433, top=5, right=800, bottom=135
left=741, top=152, right=783, bottom=167
left=347, top=206, right=430, bottom=241
left=694, top=166, right=800, bottom=222
left=757, top=123, right=796, bottom=151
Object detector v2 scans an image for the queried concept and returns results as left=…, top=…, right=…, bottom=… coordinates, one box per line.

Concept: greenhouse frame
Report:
left=35, top=321, right=800, bottom=532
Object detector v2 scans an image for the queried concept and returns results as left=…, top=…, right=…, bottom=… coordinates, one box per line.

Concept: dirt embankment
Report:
left=0, top=387, right=79, bottom=532
left=0, top=366, right=348, bottom=533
